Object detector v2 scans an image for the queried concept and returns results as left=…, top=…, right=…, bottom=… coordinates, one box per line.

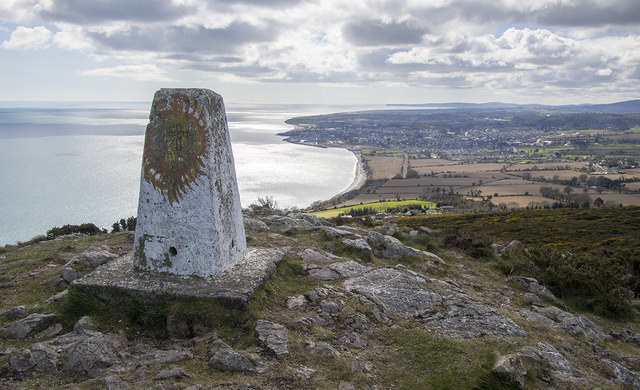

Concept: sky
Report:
left=1, top=0, right=639, bottom=105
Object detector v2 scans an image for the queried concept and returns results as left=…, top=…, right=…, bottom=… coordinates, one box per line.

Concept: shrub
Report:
left=46, top=223, right=105, bottom=239
left=499, top=246, right=634, bottom=318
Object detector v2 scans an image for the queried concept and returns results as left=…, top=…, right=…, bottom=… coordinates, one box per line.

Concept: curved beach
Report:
left=335, top=150, right=367, bottom=197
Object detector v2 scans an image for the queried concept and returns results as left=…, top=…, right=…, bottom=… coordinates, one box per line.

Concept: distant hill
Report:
left=388, top=99, right=640, bottom=114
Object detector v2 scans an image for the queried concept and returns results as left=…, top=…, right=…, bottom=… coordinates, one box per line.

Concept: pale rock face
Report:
left=133, top=88, right=246, bottom=277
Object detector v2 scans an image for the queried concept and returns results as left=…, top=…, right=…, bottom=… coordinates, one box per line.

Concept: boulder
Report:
left=492, top=354, right=527, bottom=389
left=340, top=238, right=372, bottom=259
left=299, top=248, right=334, bottom=264
left=603, top=358, right=640, bottom=389
left=243, top=217, right=269, bottom=232
left=255, top=320, right=289, bottom=359
left=103, top=374, right=129, bottom=390
left=366, top=231, right=418, bottom=259
left=314, top=342, right=340, bottom=358
left=62, top=267, right=81, bottom=284
left=523, top=293, right=542, bottom=305
left=514, top=277, right=556, bottom=301
left=207, top=338, right=255, bottom=372
left=64, top=246, right=118, bottom=268
left=322, top=226, right=358, bottom=239
left=2, top=313, right=55, bottom=339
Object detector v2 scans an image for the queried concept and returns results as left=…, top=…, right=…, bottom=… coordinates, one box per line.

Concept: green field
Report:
left=313, top=200, right=437, bottom=218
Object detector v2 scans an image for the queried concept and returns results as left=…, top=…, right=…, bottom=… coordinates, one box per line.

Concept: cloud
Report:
left=82, top=64, right=172, bottom=81
left=2, top=25, right=51, bottom=49
left=87, top=22, right=277, bottom=54
left=343, top=20, right=427, bottom=46
left=39, top=0, right=193, bottom=24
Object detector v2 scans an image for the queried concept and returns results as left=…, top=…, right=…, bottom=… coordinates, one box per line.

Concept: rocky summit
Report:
left=1, top=209, right=639, bottom=389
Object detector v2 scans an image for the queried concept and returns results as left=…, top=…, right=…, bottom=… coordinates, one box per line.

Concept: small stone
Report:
left=155, top=367, right=191, bottom=380
left=300, top=248, right=333, bottom=264
left=255, top=320, right=289, bottom=359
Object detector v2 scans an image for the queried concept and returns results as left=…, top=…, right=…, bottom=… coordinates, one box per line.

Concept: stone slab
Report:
left=73, top=247, right=285, bottom=308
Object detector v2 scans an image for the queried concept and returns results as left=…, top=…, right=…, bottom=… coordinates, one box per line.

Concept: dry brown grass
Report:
left=366, top=155, right=403, bottom=179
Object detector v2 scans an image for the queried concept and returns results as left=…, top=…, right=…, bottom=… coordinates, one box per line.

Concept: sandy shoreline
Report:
left=334, top=149, right=367, bottom=197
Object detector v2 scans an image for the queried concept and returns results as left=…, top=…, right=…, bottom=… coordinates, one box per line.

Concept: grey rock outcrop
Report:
left=255, top=320, right=289, bottom=359
left=9, top=316, right=123, bottom=377
left=103, top=374, right=129, bottom=390
left=603, top=358, right=640, bottom=388
left=517, top=343, right=591, bottom=386
left=344, top=267, right=525, bottom=338
left=522, top=305, right=609, bottom=342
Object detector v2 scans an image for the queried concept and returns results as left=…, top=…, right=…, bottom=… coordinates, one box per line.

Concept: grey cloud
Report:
left=164, top=54, right=244, bottom=63
left=343, top=20, right=427, bottom=46
left=40, top=0, right=192, bottom=24
left=358, top=49, right=429, bottom=73
left=532, top=0, right=640, bottom=27
left=209, top=0, right=302, bottom=7
left=88, top=22, right=277, bottom=54
left=184, top=63, right=273, bottom=76
left=630, top=66, right=640, bottom=80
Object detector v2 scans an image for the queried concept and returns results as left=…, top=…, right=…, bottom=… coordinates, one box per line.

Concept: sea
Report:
left=0, top=102, right=382, bottom=246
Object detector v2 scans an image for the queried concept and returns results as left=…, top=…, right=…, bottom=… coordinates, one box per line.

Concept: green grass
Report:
left=373, top=327, right=514, bottom=390
left=313, top=200, right=437, bottom=218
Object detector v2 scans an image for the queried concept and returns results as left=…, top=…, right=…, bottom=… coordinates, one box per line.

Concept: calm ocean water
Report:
left=0, top=102, right=381, bottom=245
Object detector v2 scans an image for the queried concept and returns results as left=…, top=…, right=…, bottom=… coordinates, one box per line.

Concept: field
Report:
left=335, top=157, right=640, bottom=210
left=365, top=155, right=403, bottom=179
left=313, top=200, right=436, bottom=218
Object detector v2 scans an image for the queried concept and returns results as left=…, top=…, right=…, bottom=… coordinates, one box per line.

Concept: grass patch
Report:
left=313, top=200, right=437, bottom=218
left=374, top=327, right=507, bottom=390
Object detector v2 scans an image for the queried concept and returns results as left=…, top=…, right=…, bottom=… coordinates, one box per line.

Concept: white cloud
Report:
left=2, top=25, right=51, bottom=49
left=82, top=64, right=172, bottom=81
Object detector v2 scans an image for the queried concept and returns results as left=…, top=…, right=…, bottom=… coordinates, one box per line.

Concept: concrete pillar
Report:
left=133, top=88, right=246, bottom=277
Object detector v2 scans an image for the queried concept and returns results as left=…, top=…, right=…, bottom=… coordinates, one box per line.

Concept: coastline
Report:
left=334, top=149, right=367, bottom=197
